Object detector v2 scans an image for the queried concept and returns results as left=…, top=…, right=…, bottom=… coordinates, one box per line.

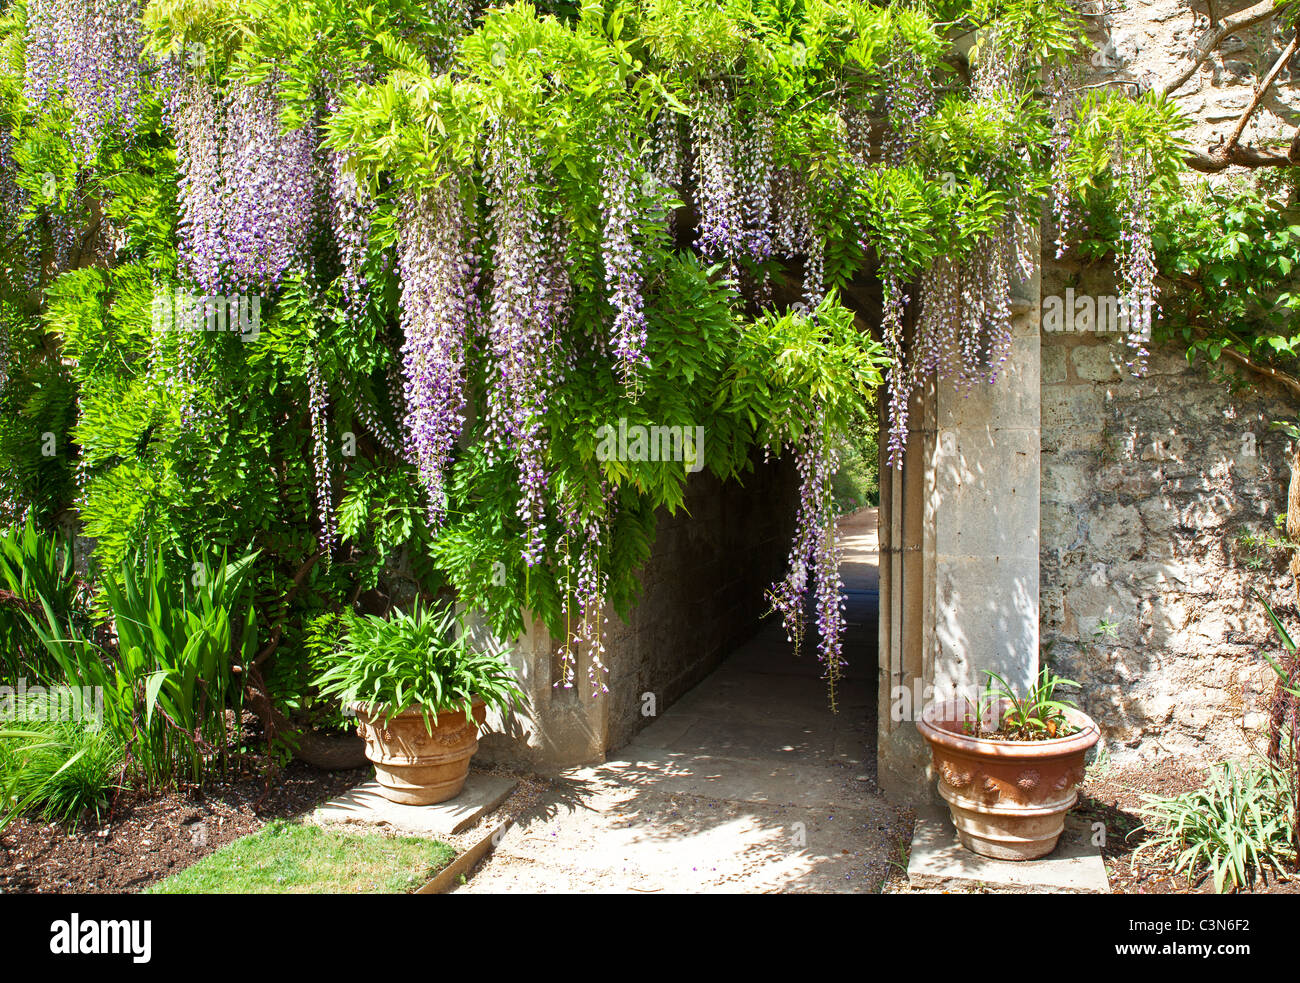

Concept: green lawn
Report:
left=147, top=820, right=456, bottom=894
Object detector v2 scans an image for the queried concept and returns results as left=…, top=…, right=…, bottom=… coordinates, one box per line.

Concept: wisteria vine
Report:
left=23, top=0, right=145, bottom=165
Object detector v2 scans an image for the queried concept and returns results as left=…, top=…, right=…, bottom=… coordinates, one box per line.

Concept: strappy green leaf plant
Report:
left=1135, top=762, right=1296, bottom=894
left=312, top=603, right=524, bottom=731
left=21, top=544, right=259, bottom=786
left=962, top=666, right=1081, bottom=740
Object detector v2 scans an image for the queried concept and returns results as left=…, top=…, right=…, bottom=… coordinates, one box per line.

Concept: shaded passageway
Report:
left=456, top=508, right=905, bottom=893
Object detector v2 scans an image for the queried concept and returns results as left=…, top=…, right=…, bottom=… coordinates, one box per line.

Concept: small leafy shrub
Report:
left=312, top=604, right=524, bottom=729
left=1135, top=762, right=1297, bottom=894
left=963, top=667, right=1081, bottom=740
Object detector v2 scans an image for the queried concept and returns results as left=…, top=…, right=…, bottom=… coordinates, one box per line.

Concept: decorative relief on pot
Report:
left=940, top=762, right=973, bottom=789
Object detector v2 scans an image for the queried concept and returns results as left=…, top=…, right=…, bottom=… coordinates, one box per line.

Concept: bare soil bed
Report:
left=1076, top=758, right=1299, bottom=895
left=0, top=759, right=368, bottom=894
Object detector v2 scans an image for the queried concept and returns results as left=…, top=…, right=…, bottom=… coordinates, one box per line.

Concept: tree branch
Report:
left=1226, top=29, right=1300, bottom=150
left=1179, top=30, right=1300, bottom=172
left=1155, top=0, right=1282, bottom=98
left=1194, top=328, right=1300, bottom=399
left=1184, top=142, right=1296, bottom=171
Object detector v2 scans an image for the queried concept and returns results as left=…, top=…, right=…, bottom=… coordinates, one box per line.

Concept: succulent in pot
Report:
left=312, top=604, right=524, bottom=805
left=916, top=668, right=1100, bottom=861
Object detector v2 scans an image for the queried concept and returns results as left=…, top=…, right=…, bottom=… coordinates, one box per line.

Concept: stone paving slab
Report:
left=572, top=749, right=875, bottom=812
left=311, top=773, right=517, bottom=837
left=458, top=788, right=902, bottom=893
left=906, top=812, right=1110, bottom=894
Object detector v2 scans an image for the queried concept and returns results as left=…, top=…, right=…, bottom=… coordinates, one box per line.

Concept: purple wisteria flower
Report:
left=396, top=179, right=476, bottom=526
left=24, top=0, right=145, bottom=166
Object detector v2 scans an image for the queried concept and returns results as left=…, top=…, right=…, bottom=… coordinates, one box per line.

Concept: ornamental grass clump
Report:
left=311, top=604, right=524, bottom=731
left=1134, top=762, right=1297, bottom=894
left=0, top=707, right=122, bottom=825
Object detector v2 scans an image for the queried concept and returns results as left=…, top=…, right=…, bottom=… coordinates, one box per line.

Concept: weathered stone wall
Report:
left=1041, top=0, right=1300, bottom=765
left=1041, top=317, right=1293, bottom=764
left=1087, top=0, right=1298, bottom=152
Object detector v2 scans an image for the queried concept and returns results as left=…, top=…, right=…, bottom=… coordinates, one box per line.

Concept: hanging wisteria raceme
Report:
left=649, top=111, right=685, bottom=237
left=769, top=164, right=826, bottom=308
left=483, top=121, right=569, bottom=566
left=913, top=254, right=961, bottom=382
left=23, top=0, right=145, bottom=165
left=555, top=491, right=615, bottom=696
left=691, top=89, right=745, bottom=275
left=161, top=62, right=227, bottom=292
left=841, top=98, right=873, bottom=169
left=802, top=232, right=826, bottom=313
left=971, top=23, right=1026, bottom=102
left=306, top=349, right=336, bottom=563
left=882, top=39, right=934, bottom=166
left=1048, top=69, right=1080, bottom=260
left=598, top=125, right=649, bottom=395
left=968, top=234, right=1014, bottom=384
left=1007, top=202, right=1037, bottom=285
left=1116, top=146, right=1157, bottom=374
left=881, top=266, right=911, bottom=467
left=771, top=166, right=810, bottom=258
left=222, top=77, right=318, bottom=293
left=348, top=385, right=404, bottom=457
left=326, top=91, right=374, bottom=318
left=765, top=420, right=846, bottom=707
left=740, top=110, right=774, bottom=263
left=162, top=65, right=317, bottom=293
left=328, top=156, right=371, bottom=312
left=882, top=225, right=1024, bottom=468
left=396, top=180, right=476, bottom=525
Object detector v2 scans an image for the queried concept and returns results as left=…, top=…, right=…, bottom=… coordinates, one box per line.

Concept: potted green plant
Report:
left=312, top=604, right=524, bottom=805
left=916, top=668, right=1101, bottom=860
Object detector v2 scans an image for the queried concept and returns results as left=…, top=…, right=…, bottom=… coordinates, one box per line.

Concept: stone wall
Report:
left=1041, top=1, right=1300, bottom=765
left=477, top=455, right=798, bottom=771
left=1041, top=309, right=1294, bottom=764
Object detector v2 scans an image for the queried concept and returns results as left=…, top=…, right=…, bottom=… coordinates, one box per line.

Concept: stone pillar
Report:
left=879, top=235, right=1042, bottom=803
left=877, top=378, right=937, bottom=798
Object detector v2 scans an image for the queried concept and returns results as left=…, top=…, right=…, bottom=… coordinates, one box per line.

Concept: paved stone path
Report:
left=455, top=508, right=912, bottom=893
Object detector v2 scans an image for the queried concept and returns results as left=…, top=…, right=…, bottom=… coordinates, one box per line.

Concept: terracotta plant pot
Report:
left=352, top=700, right=488, bottom=806
left=916, top=699, right=1101, bottom=861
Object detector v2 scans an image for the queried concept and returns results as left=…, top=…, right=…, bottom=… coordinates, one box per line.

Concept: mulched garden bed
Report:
left=1075, top=758, right=1299, bottom=895
left=0, top=758, right=369, bottom=895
